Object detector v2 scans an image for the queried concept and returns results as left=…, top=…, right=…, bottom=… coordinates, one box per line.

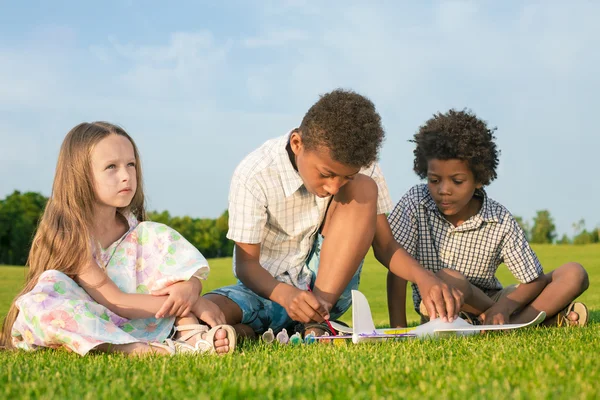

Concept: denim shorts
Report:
left=209, top=234, right=362, bottom=334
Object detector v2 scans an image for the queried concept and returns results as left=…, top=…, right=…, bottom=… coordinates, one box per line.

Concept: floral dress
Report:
left=11, top=213, right=209, bottom=356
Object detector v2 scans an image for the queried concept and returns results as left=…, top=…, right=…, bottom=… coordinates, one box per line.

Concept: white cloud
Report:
left=259, top=0, right=321, bottom=16
left=0, top=124, right=42, bottom=164
left=94, top=32, right=233, bottom=99
left=242, top=29, right=309, bottom=48
left=109, top=32, right=215, bottom=63
left=0, top=50, right=63, bottom=109
left=435, top=0, right=479, bottom=32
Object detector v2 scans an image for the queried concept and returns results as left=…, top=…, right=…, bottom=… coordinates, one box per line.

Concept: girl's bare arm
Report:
left=77, top=260, right=171, bottom=319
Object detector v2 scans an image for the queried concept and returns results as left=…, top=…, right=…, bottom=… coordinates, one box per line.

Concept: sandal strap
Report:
left=149, top=338, right=214, bottom=356
left=459, top=311, right=481, bottom=326
left=171, top=324, right=210, bottom=343
left=171, top=339, right=202, bottom=354
left=179, top=329, right=207, bottom=343
left=191, top=338, right=214, bottom=353
left=557, top=303, right=575, bottom=327
left=173, top=324, right=210, bottom=333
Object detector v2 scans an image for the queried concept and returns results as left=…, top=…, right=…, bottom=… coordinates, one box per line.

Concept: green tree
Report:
left=572, top=219, right=585, bottom=236
left=215, top=210, right=234, bottom=257
left=556, top=234, right=571, bottom=245
left=592, top=227, right=600, bottom=243
left=571, top=219, right=598, bottom=245
left=0, top=191, right=47, bottom=265
left=530, top=210, right=556, bottom=244
left=147, top=210, right=171, bottom=225
left=573, top=230, right=593, bottom=245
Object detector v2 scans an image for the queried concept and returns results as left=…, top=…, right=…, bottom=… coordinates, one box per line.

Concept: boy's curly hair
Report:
left=412, top=109, right=500, bottom=185
left=299, top=88, right=384, bottom=168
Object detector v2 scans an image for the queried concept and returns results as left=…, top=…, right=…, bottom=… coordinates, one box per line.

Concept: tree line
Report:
left=516, top=210, right=599, bottom=245
left=0, top=191, right=233, bottom=266
left=0, top=191, right=598, bottom=266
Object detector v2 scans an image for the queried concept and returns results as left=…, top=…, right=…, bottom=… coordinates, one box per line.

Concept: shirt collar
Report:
left=275, top=130, right=305, bottom=197
left=477, top=190, right=499, bottom=223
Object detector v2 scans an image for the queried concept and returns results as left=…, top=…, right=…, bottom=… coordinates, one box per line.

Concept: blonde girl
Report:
left=1, top=122, right=236, bottom=356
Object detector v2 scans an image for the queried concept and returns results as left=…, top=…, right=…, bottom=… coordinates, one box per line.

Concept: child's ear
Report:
left=289, top=130, right=304, bottom=154
left=475, top=182, right=483, bottom=189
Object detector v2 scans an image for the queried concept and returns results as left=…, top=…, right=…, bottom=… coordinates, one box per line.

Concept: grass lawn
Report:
left=1, top=244, right=599, bottom=399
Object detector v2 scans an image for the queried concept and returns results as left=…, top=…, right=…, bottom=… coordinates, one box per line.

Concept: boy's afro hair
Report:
left=412, top=109, right=499, bottom=185
left=299, top=88, right=384, bottom=168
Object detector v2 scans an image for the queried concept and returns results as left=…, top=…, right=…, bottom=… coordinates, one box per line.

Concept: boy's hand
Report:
left=152, top=277, right=202, bottom=318
left=416, top=272, right=463, bottom=322
left=480, top=304, right=511, bottom=325
left=193, top=296, right=227, bottom=327
left=275, top=284, right=330, bottom=323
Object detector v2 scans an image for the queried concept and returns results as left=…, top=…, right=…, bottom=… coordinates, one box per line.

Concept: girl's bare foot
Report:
left=212, top=328, right=230, bottom=354
left=95, top=342, right=172, bottom=356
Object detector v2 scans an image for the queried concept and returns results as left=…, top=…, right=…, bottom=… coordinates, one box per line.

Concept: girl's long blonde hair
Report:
left=1, top=122, right=146, bottom=348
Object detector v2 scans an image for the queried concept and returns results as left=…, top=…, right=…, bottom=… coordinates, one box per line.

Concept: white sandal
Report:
left=148, top=339, right=197, bottom=356
left=172, top=324, right=237, bottom=354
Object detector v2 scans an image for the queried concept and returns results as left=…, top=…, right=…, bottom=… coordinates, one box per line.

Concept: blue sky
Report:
left=0, top=0, right=597, bottom=237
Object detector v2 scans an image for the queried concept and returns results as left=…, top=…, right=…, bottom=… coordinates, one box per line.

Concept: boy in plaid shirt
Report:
left=206, top=90, right=463, bottom=337
left=388, top=109, right=589, bottom=327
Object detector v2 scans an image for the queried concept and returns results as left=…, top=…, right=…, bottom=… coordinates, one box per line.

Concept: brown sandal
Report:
left=458, top=311, right=481, bottom=326
left=557, top=302, right=588, bottom=327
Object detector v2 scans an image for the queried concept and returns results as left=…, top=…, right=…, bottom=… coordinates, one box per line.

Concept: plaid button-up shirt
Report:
left=389, top=184, right=543, bottom=311
left=227, top=132, right=393, bottom=289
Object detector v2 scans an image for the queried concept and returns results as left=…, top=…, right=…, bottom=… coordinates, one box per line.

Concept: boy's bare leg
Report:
left=387, top=272, right=408, bottom=327
left=434, top=264, right=589, bottom=325
left=203, top=293, right=257, bottom=338
left=460, top=288, right=495, bottom=316
left=312, top=174, right=378, bottom=309
left=510, top=262, right=589, bottom=325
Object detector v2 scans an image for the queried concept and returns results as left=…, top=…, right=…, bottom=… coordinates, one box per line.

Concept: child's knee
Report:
left=565, top=262, right=589, bottom=293
left=336, top=174, right=378, bottom=205
left=203, top=293, right=244, bottom=324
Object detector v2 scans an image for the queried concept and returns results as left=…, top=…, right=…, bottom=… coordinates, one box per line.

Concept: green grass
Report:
left=1, top=244, right=599, bottom=399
